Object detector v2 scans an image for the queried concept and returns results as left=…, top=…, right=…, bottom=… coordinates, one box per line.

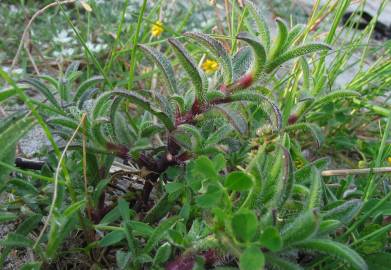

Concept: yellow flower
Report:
left=201, top=59, right=219, bottom=74
left=387, top=157, right=391, bottom=165
left=151, top=21, right=164, bottom=37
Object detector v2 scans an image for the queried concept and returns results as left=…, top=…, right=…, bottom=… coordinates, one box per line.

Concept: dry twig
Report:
left=321, top=167, right=391, bottom=177
left=10, top=0, right=76, bottom=71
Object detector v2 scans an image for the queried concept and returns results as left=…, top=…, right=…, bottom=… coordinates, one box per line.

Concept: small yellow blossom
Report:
left=387, top=157, right=391, bottom=165
left=151, top=21, right=164, bottom=37
left=201, top=59, right=219, bottom=74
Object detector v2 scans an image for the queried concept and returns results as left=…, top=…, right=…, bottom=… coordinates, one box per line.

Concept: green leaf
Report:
left=265, top=254, right=303, bottom=270
left=0, top=116, right=37, bottom=160
left=77, top=87, right=99, bottom=109
left=265, top=43, right=331, bottom=73
left=0, top=88, right=16, bottom=102
left=19, top=78, right=61, bottom=109
left=111, top=89, right=175, bottom=131
left=269, top=18, right=289, bottom=60
left=0, top=212, right=18, bottom=223
left=232, top=46, right=252, bottom=81
left=118, top=198, right=131, bottom=222
left=16, top=214, right=42, bottom=235
left=99, top=230, right=126, bottom=247
left=225, top=171, right=253, bottom=191
left=323, top=199, right=363, bottom=225
left=144, top=216, right=179, bottom=253
left=306, top=168, right=322, bottom=209
left=100, top=205, right=121, bottom=225
left=284, top=123, right=324, bottom=148
left=212, top=153, right=226, bottom=172
left=214, top=105, right=248, bottom=134
left=318, top=219, right=342, bottom=235
left=138, top=44, right=177, bottom=94
left=129, top=221, right=154, bottom=237
left=20, top=262, right=42, bottom=270
left=281, top=209, right=319, bottom=247
left=0, top=233, right=33, bottom=248
left=295, top=157, right=330, bottom=183
left=168, top=38, right=208, bottom=103
left=299, top=57, right=310, bottom=91
left=184, top=32, right=233, bottom=84
left=207, top=90, right=226, bottom=101
left=196, top=183, right=223, bottom=208
left=144, top=194, right=175, bottom=224
left=229, top=91, right=282, bottom=130
left=166, top=182, right=185, bottom=194
left=46, top=214, right=78, bottom=258
left=232, top=210, right=258, bottom=242
left=281, top=24, right=305, bottom=53
left=177, top=124, right=203, bottom=150
left=294, top=239, right=367, bottom=270
left=74, top=75, right=104, bottom=102
left=0, top=116, right=37, bottom=180
left=260, top=226, right=282, bottom=252
left=63, top=200, right=85, bottom=217
left=365, top=253, right=391, bottom=270
left=9, top=178, right=39, bottom=194
left=237, top=32, right=266, bottom=79
left=194, top=156, right=218, bottom=179
left=245, top=0, right=270, bottom=52
left=308, top=90, right=360, bottom=112
left=239, top=245, right=265, bottom=270
left=47, top=116, right=79, bottom=130
left=116, top=251, right=132, bottom=269
left=153, top=242, right=172, bottom=265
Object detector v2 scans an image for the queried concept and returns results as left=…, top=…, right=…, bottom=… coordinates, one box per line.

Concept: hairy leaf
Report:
left=111, top=89, right=175, bottom=131
left=74, top=75, right=104, bottom=102
left=176, top=124, right=203, bottom=150
left=265, top=43, right=331, bottom=73
left=240, top=245, right=265, bottom=270
left=47, top=116, right=79, bottom=130
left=265, top=254, right=303, bottom=270
left=284, top=123, right=324, bottom=148
left=323, top=199, right=363, bottom=225
left=184, top=32, right=233, bottom=84
left=245, top=0, right=270, bottom=52
left=168, top=38, right=208, bottom=103
left=77, top=87, right=100, bottom=109
left=213, top=105, right=248, bottom=134
left=232, top=46, right=253, bottom=81
left=281, top=209, right=319, bottom=247
left=237, top=32, right=266, bottom=79
left=269, top=18, right=289, bottom=60
left=144, top=216, right=179, bottom=253
left=230, top=91, right=282, bottom=129
left=20, top=78, right=61, bottom=109
left=139, top=44, right=177, bottom=94
left=306, top=168, right=322, bottom=209
left=294, top=239, right=367, bottom=270
left=308, top=90, right=360, bottom=111
left=282, top=24, right=305, bottom=53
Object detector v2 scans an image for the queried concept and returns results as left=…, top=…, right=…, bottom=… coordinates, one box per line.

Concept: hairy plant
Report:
left=1, top=0, right=389, bottom=269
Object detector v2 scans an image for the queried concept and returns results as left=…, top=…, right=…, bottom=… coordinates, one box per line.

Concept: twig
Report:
left=33, top=113, right=86, bottom=249
left=321, top=167, right=391, bottom=177
left=24, top=31, right=41, bottom=74
left=15, top=157, right=45, bottom=170
left=10, top=0, right=76, bottom=71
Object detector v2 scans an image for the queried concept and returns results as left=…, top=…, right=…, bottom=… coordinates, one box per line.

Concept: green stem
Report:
left=363, top=112, right=391, bottom=200
left=104, top=0, right=130, bottom=74
left=128, top=0, right=148, bottom=90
